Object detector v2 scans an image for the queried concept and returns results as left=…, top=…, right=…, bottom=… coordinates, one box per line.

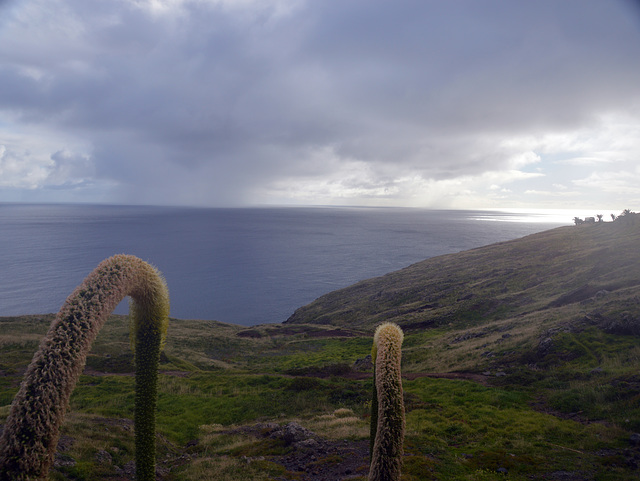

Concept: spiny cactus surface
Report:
left=0, top=255, right=169, bottom=481
left=369, top=322, right=405, bottom=481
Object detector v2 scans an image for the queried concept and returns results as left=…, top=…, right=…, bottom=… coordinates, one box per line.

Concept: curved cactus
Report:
left=0, top=255, right=170, bottom=481
left=369, top=322, right=405, bottom=481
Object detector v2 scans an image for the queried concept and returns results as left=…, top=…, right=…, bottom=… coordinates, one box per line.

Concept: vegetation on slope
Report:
left=1, top=214, right=640, bottom=480
left=286, top=213, right=640, bottom=333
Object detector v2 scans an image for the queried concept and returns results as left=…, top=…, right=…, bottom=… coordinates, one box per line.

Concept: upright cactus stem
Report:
left=369, top=339, right=379, bottom=460
left=0, top=255, right=170, bottom=481
left=369, top=322, right=405, bottom=481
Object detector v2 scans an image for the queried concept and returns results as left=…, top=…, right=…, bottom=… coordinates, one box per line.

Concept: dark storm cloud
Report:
left=1, top=0, right=639, bottom=206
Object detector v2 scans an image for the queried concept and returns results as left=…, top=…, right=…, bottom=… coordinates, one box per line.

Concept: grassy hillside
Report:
left=286, top=213, right=640, bottom=333
left=1, top=215, right=640, bottom=480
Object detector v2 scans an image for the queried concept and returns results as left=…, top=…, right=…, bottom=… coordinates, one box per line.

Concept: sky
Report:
left=1, top=0, right=639, bottom=211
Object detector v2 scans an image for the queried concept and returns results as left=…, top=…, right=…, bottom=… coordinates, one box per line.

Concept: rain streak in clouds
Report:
left=1, top=0, right=639, bottom=209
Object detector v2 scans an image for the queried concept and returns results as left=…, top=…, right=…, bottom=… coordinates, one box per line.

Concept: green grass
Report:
left=65, top=372, right=371, bottom=445
left=2, top=313, right=640, bottom=479
left=244, top=336, right=372, bottom=373
left=3, top=303, right=640, bottom=480
left=402, top=377, right=630, bottom=479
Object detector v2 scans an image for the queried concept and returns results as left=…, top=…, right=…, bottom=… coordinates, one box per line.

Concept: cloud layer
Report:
left=1, top=0, right=639, bottom=209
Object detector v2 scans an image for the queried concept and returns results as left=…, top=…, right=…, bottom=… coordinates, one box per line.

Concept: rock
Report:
left=156, top=465, right=171, bottom=477
left=495, top=371, right=507, bottom=377
left=250, top=422, right=280, bottom=437
left=242, top=455, right=266, bottom=463
left=453, top=330, right=488, bottom=343
left=295, top=438, right=320, bottom=449
left=549, top=471, right=569, bottom=479
left=56, top=435, right=75, bottom=452
left=630, top=433, right=640, bottom=446
left=53, top=453, right=76, bottom=468
left=115, top=461, right=136, bottom=477
left=538, top=337, right=554, bottom=354
left=353, top=354, right=373, bottom=371
left=284, top=422, right=314, bottom=444
left=602, top=312, right=640, bottom=335
left=94, top=449, right=113, bottom=465
left=270, top=422, right=316, bottom=445
left=496, top=467, right=508, bottom=474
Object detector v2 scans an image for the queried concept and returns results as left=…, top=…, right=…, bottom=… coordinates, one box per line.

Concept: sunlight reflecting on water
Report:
left=470, top=208, right=620, bottom=224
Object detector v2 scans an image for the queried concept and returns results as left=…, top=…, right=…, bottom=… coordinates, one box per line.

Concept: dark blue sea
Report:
left=0, top=204, right=568, bottom=326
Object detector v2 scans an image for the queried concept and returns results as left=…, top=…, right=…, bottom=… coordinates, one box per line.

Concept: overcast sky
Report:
left=1, top=0, right=639, bottom=210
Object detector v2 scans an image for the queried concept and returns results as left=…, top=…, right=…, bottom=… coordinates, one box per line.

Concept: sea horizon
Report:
left=0, top=203, right=608, bottom=326
left=0, top=200, right=615, bottom=221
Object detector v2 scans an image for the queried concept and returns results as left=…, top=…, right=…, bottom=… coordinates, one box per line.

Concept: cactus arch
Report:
left=0, top=255, right=170, bottom=481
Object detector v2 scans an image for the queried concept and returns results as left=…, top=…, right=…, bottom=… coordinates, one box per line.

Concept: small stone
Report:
left=496, top=467, right=508, bottom=474
left=630, top=433, right=640, bottom=446
left=295, top=438, right=319, bottom=449
left=495, top=371, right=507, bottom=377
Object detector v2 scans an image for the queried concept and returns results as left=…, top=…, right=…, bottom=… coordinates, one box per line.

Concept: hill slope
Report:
left=286, top=214, right=640, bottom=334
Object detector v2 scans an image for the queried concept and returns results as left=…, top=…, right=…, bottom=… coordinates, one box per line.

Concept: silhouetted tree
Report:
left=596, top=214, right=603, bottom=223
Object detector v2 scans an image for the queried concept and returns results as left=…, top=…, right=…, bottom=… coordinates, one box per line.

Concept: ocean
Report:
left=0, top=204, right=568, bottom=326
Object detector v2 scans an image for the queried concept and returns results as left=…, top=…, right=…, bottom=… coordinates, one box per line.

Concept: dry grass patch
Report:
left=290, top=408, right=369, bottom=441
left=176, top=455, right=288, bottom=481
